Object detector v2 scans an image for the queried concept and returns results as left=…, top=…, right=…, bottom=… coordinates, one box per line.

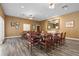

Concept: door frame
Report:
left=0, top=16, right=4, bottom=44
left=36, top=25, right=41, bottom=32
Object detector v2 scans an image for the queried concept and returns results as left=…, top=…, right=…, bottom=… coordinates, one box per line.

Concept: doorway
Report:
left=36, top=25, right=41, bottom=32
left=0, top=16, right=4, bottom=44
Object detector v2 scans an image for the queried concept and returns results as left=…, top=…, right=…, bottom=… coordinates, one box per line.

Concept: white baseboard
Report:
left=66, top=37, right=79, bottom=41
left=5, top=36, right=21, bottom=39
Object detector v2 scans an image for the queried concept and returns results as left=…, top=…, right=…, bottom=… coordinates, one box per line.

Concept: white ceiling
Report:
left=1, top=3, right=79, bottom=21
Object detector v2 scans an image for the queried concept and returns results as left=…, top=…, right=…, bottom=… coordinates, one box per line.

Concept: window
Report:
left=23, top=24, right=30, bottom=31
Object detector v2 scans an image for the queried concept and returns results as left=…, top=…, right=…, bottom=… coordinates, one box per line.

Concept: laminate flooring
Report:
left=0, top=37, right=79, bottom=56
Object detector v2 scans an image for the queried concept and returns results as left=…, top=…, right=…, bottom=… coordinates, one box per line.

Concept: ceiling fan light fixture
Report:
left=62, top=5, right=68, bottom=10
left=49, top=3, right=55, bottom=9
left=29, top=14, right=34, bottom=19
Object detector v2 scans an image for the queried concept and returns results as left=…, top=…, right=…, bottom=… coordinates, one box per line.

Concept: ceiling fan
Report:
left=49, top=3, right=55, bottom=9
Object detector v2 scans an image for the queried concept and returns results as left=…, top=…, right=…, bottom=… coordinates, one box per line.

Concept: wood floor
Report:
left=0, top=37, right=79, bottom=56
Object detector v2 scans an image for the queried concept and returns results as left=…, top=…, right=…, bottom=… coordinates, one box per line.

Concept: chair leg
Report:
left=45, top=45, right=47, bottom=53
left=52, top=44, right=55, bottom=50
left=28, top=43, right=33, bottom=55
left=55, top=43, right=58, bottom=47
left=27, top=44, right=29, bottom=49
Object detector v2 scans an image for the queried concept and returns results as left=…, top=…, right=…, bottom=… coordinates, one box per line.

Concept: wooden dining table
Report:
left=27, top=32, right=63, bottom=55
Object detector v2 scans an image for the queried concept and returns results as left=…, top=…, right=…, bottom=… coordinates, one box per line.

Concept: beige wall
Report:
left=59, top=11, right=79, bottom=38
left=4, top=11, right=79, bottom=38
left=41, top=11, right=79, bottom=38
left=5, top=16, right=40, bottom=37
left=39, top=20, right=48, bottom=31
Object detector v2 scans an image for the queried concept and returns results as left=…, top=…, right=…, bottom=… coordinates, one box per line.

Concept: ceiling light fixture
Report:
left=29, top=15, right=33, bottom=19
left=49, top=3, right=55, bottom=9
left=62, top=5, right=68, bottom=10
left=21, top=5, right=25, bottom=9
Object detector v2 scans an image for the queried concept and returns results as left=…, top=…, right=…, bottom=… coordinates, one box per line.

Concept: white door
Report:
left=0, top=16, right=4, bottom=44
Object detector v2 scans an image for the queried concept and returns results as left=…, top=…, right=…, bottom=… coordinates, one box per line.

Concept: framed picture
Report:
left=11, top=21, right=15, bottom=27
left=32, top=24, right=36, bottom=30
left=15, top=23, right=20, bottom=30
left=65, top=21, right=74, bottom=27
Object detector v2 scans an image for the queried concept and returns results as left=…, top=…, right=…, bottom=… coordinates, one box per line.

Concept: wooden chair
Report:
left=62, top=32, right=66, bottom=45
left=21, top=31, right=27, bottom=39
left=53, top=33, right=60, bottom=47
left=58, top=32, right=63, bottom=45
left=58, top=32, right=66, bottom=45
left=51, top=34, right=55, bottom=49
left=39, top=34, right=52, bottom=52
left=26, top=32, right=39, bottom=52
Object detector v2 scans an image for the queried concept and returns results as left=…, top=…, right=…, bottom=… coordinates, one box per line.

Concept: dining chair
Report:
left=39, top=34, right=52, bottom=52
left=59, top=32, right=66, bottom=45
left=26, top=32, right=39, bottom=51
left=58, top=32, right=63, bottom=45
left=51, top=33, right=55, bottom=49
left=53, top=33, right=60, bottom=47
left=21, top=31, right=27, bottom=39
left=62, top=32, right=66, bottom=45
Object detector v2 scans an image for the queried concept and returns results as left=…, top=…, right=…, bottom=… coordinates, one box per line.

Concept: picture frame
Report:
left=65, top=21, right=74, bottom=28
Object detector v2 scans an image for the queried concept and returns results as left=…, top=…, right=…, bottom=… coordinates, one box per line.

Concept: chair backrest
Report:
left=53, top=33, right=60, bottom=43
left=63, top=32, right=66, bottom=39
left=46, top=34, right=53, bottom=45
left=26, top=32, right=33, bottom=42
left=60, top=32, right=63, bottom=39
